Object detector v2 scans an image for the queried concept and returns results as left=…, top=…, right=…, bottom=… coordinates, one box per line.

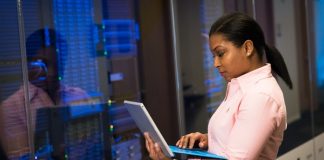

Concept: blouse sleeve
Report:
left=224, top=92, right=284, bottom=159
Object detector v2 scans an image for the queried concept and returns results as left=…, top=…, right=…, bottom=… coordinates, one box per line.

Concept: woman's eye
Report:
left=211, top=51, right=225, bottom=58
left=216, top=51, right=224, bottom=57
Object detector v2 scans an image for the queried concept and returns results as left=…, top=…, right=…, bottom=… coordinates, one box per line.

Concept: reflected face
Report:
left=209, top=34, right=250, bottom=81
left=28, top=47, right=59, bottom=90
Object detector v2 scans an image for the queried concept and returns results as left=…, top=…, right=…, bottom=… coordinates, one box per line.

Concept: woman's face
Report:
left=209, top=34, right=250, bottom=82
left=28, top=46, right=59, bottom=90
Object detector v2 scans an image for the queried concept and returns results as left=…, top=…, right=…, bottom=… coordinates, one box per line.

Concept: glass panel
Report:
left=272, top=0, right=313, bottom=157
left=1, top=0, right=143, bottom=159
left=0, top=0, right=28, bottom=159
left=23, top=1, right=108, bottom=159
left=199, top=0, right=226, bottom=127
left=177, top=0, right=226, bottom=134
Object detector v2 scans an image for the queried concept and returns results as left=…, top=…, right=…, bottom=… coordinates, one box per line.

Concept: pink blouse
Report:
left=208, top=64, right=287, bottom=160
left=0, top=83, right=91, bottom=158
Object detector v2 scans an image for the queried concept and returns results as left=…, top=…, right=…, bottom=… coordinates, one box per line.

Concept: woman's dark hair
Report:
left=26, top=28, right=65, bottom=59
left=209, top=12, right=293, bottom=89
left=26, top=28, right=67, bottom=78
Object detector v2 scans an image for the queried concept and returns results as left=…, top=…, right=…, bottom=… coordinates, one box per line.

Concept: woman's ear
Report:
left=244, top=40, right=254, bottom=57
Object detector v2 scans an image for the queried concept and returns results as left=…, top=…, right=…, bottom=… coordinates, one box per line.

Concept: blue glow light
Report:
left=102, top=19, right=137, bottom=54
left=315, top=1, right=324, bottom=86
left=44, top=27, right=51, bottom=47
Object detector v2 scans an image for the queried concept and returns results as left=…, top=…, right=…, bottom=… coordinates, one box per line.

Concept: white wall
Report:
left=273, top=0, right=301, bottom=124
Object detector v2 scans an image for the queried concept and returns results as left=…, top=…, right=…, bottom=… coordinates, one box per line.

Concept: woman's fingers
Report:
left=177, top=136, right=188, bottom=148
left=176, top=136, right=184, bottom=146
left=176, top=135, right=192, bottom=148
left=199, top=140, right=207, bottom=148
left=181, top=136, right=188, bottom=148
left=144, top=132, right=168, bottom=160
left=198, top=134, right=208, bottom=149
left=144, top=135, right=151, bottom=152
left=144, top=132, right=157, bottom=158
left=175, top=136, right=181, bottom=147
left=154, top=143, right=166, bottom=159
left=176, top=132, right=206, bottom=149
left=144, top=132, right=154, bottom=153
left=188, top=136, right=197, bottom=149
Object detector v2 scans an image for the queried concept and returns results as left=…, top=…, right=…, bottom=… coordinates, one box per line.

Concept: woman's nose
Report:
left=214, top=57, right=221, bottom=68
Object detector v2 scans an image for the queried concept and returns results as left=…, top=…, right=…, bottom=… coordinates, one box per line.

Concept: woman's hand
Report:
left=144, top=132, right=170, bottom=160
left=176, top=132, right=208, bottom=149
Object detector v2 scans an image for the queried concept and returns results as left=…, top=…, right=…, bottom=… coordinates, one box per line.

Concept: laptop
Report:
left=124, top=100, right=226, bottom=159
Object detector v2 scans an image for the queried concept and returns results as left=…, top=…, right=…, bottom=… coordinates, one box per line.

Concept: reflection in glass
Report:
left=1, top=0, right=142, bottom=159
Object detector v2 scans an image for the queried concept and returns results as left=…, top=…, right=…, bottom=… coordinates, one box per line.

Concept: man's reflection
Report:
left=0, top=28, right=92, bottom=159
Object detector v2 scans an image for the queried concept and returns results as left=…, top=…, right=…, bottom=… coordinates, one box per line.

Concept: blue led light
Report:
left=135, top=23, right=140, bottom=40
left=53, top=0, right=100, bottom=94
left=44, top=27, right=51, bottom=47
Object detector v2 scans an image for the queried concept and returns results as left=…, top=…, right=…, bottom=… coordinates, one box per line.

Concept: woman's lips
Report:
left=219, top=71, right=225, bottom=76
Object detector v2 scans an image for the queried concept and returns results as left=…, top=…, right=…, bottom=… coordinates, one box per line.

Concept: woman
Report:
left=144, top=12, right=292, bottom=160
left=0, top=29, right=92, bottom=159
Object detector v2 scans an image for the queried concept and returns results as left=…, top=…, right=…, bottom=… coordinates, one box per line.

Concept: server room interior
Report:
left=0, top=0, right=324, bottom=160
